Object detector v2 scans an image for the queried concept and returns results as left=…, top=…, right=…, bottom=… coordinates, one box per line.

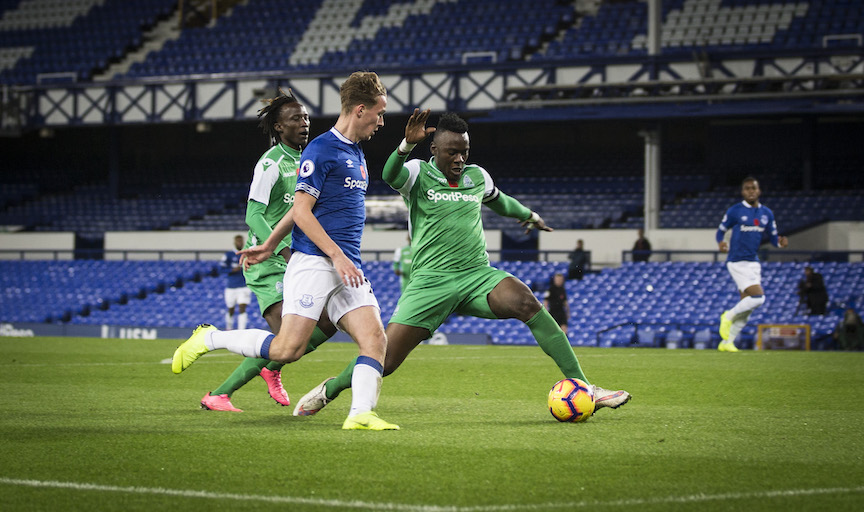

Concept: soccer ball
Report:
left=548, top=378, right=595, bottom=422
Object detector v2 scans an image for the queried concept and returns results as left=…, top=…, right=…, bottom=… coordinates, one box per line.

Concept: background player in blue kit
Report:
left=716, top=177, right=788, bottom=352
left=222, top=235, right=250, bottom=331
left=172, top=71, right=398, bottom=430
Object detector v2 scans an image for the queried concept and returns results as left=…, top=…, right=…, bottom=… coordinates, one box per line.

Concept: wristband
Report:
left=397, top=138, right=416, bottom=156
left=527, top=211, right=540, bottom=223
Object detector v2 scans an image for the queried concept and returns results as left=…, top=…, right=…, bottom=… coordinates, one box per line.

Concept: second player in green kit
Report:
left=199, top=90, right=335, bottom=412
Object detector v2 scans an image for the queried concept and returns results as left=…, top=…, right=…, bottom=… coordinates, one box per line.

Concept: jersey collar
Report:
left=276, top=142, right=300, bottom=158
left=741, top=200, right=761, bottom=208
left=428, top=156, right=441, bottom=172
left=329, top=127, right=355, bottom=145
left=428, top=157, right=460, bottom=187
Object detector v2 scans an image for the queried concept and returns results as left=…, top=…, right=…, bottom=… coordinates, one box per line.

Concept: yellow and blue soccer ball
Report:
left=548, top=378, right=595, bottom=422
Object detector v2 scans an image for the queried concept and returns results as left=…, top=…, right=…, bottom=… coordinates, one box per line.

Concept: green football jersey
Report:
left=393, top=244, right=414, bottom=278
left=392, top=157, right=497, bottom=273
left=245, top=142, right=300, bottom=249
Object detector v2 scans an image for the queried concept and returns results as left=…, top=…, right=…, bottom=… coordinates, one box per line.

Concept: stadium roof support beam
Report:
left=5, top=50, right=864, bottom=129
left=500, top=73, right=864, bottom=108
left=639, top=128, right=661, bottom=232
left=647, top=0, right=661, bottom=58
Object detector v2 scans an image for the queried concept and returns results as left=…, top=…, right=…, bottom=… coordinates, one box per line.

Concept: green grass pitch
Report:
left=1, top=336, right=863, bottom=511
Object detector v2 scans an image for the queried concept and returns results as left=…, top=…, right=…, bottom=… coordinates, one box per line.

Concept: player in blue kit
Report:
left=172, top=71, right=398, bottom=430
left=716, top=177, right=788, bottom=352
left=222, top=235, right=251, bottom=331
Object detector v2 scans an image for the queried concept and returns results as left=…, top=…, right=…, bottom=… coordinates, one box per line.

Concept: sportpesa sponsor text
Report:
left=426, top=189, right=480, bottom=203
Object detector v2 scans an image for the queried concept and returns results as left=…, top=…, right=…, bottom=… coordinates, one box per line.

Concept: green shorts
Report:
left=242, top=254, right=286, bottom=317
left=389, top=266, right=513, bottom=333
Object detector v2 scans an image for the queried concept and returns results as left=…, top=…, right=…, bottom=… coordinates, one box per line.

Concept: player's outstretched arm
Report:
left=239, top=206, right=295, bottom=267
left=485, top=190, right=553, bottom=234
left=518, top=211, right=552, bottom=234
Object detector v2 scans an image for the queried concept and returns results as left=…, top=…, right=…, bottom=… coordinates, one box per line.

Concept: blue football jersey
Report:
left=716, top=200, right=780, bottom=262
left=292, top=128, right=368, bottom=267
left=221, top=250, right=246, bottom=288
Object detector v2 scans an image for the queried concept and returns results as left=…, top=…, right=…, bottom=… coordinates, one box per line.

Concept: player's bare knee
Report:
left=265, top=333, right=299, bottom=363
left=265, top=342, right=289, bottom=363
left=516, top=295, right=543, bottom=322
left=284, top=347, right=305, bottom=363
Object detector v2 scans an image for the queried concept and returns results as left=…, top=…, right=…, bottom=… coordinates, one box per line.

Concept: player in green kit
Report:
left=198, top=89, right=335, bottom=412
left=392, top=236, right=413, bottom=291
left=289, top=110, right=631, bottom=417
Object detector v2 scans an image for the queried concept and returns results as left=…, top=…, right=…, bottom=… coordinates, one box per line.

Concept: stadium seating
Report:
left=0, top=0, right=176, bottom=84
left=659, top=189, right=864, bottom=230
left=0, top=182, right=249, bottom=238
left=448, top=259, right=862, bottom=349
left=2, top=259, right=860, bottom=352
left=2, top=168, right=862, bottom=235
left=3, top=0, right=863, bottom=84
left=0, top=259, right=219, bottom=323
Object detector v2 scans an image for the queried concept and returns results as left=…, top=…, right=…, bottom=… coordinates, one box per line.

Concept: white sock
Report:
left=206, top=329, right=272, bottom=358
left=225, top=312, right=233, bottom=330
left=348, top=358, right=383, bottom=417
left=729, top=295, right=765, bottom=317
left=727, top=312, right=752, bottom=344
left=237, top=312, right=248, bottom=330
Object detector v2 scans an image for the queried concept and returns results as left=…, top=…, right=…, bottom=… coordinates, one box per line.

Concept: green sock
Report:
left=263, top=326, right=333, bottom=372
left=211, top=357, right=269, bottom=396
left=526, top=308, right=589, bottom=384
left=324, top=356, right=359, bottom=400
left=306, top=326, right=331, bottom=352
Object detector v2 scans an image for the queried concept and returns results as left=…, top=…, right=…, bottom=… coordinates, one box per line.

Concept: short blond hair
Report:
left=340, top=71, right=386, bottom=114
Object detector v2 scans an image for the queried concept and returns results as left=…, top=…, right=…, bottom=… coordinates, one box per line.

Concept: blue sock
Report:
left=356, top=355, right=383, bottom=374
left=260, top=334, right=274, bottom=360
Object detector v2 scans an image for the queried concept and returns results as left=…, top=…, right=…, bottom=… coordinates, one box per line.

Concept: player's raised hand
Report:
left=238, top=245, right=272, bottom=269
left=778, top=236, right=788, bottom=248
left=519, top=211, right=553, bottom=234
left=405, top=108, right=436, bottom=144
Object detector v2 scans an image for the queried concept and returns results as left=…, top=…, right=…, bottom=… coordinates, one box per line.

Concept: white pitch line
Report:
left=1, top=477, right=862, bottom=511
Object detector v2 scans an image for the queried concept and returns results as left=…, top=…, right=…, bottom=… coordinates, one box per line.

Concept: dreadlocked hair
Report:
left=257, top=88, right=300, bottom=146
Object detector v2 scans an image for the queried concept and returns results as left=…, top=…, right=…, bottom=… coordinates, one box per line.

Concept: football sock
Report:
left=306, top=326, right=330, bottom=353
left=729, top=295, right=765, bottom=317
left=237, top=312, right=248, bottom=330
left=324, top=356, right=359, bottom=400
left=348, top=356, right=383, bottom=417
left=207, top=329, right=272, bottom=358
left=526, top=308, right=589, bottom=384
left=263, top=326, right=332, bottom=372
left=727, top=311, right=752, bottom=344
left=225, top=312, right=233, bottom=330
left=207, top=326, right=335, bottom=394
left=211, top=357, right=269, bottom=397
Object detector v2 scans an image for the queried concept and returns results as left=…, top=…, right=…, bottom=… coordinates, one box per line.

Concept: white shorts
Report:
left=726, top=261, right=762, bottom=292
left=224, top=287, right=251, bottom=308
left=281, top=252, right=380, bottom=330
